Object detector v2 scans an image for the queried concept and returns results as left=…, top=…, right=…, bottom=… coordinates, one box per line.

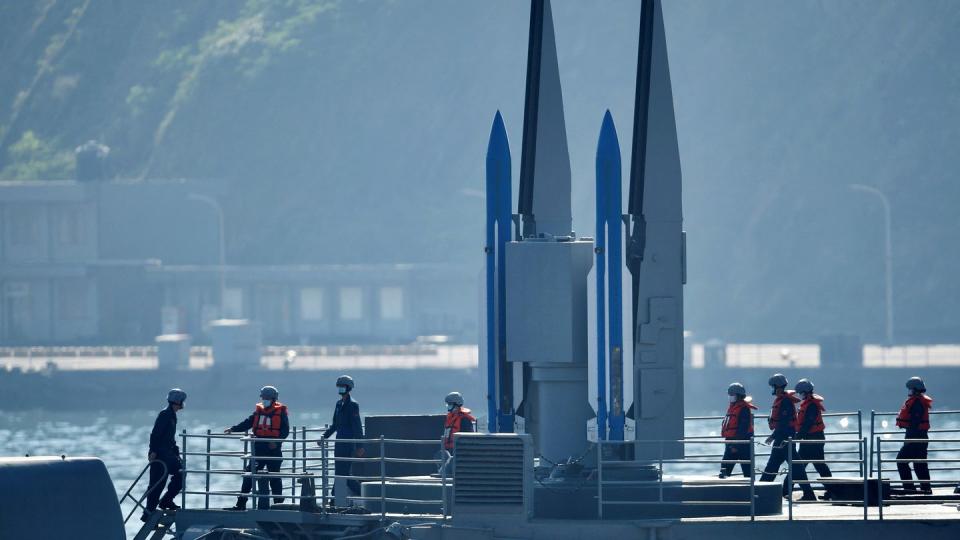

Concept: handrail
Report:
left=165, top=427, right=450, bottom=519
left=782, top=437, right=869, bottom=521
left=869, top=409, right=960, bottom=475
left=596, top=437, right=757, bottom=520
left=874, top=436, right=960, bottom=520
left=120, top=460, right=169, bottom=524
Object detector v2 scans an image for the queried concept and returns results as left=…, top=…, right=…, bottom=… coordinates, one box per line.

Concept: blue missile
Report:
left=597, top=110, right=626, bottom=441
left=485, top=110, right=513, bottom=433
left=596, top=110, right=625, bottom=441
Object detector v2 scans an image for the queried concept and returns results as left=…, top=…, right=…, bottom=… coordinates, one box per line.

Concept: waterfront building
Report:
left=0, top=178, right=474, bottom=345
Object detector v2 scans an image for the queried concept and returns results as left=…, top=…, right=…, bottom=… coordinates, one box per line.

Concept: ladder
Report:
left=121, top=461, right=177, bottom=538
left=133, top=511, right=176, bottom=540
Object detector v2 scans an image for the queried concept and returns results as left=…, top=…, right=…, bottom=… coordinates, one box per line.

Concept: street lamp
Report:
left=188, top=193, right=226, bottom=316
left=849, top=184, right=893, bottom=346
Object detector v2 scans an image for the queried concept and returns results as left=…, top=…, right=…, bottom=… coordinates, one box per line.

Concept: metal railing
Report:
left=875, top=436, right=960, bottom=520
left=869, top=409, right=960, bottom=475
left=596, top=438, right=757, bottom=520
left=783, top=437, right=870, bottom=520
left=173, top=426, right=451, bottom=521
left=684, top=410, right=865, bottom=476
left=120, top=460, right=169, bottom=524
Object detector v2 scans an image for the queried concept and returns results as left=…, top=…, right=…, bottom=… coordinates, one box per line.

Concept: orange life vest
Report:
left=794, top=394, right=826, bottom=434
left=896, top=394, right=932, bottom=431
left=768, top=390, right=800, bottom=430
left=443, top=408, right=475, bottom=450
left=252, top=402, right=286, bottom=438
left=722, top=400, right=757, bottom=438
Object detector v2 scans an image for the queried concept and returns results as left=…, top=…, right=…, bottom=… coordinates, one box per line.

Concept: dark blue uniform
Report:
left=146, top=405, right=183, bottom=511
left=759, top=394, right=809, bottom=496
left=230, top=407, right=290, bottom=508
left=323, top=395, right=364, bottom=496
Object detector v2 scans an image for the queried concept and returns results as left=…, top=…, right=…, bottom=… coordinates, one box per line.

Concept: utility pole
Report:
left=188, top=193, right=226, bottom=317
left=850, top=184, right=894, bottom=345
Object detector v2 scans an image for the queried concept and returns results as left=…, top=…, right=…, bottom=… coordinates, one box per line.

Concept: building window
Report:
left=57, top=207, right=84, bottom=245
left=57, top=280, right=88, bottom=320
left=339, top=287, right=363, bottom=321
left=300, top=287, right=325, bottom=321
left=9, top=207, right=40, bottom=246
left=223, top=287, right=244, bottom=318
left=379, top=286, right=404, bottom=320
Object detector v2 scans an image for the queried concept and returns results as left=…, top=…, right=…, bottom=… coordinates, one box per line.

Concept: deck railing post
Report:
left=441, top=450, right=448, bottom=519
left=658, top=440, right=664, bottom=502
left=291, top=425, right=297, bottom=498
left=876, top=437, right=883, bottom=520
left=205, top=429, right=211, bottom=509
left=321, top=431, right=328, bottom=510
left=787, top=439, right=793, bottom=521
left=181, top=429, right=188, bottom=509
left=302, top=426, right=308, bottom=505
left=596, top=440, right=604, bottom=519
left=862, top=437, right=868, bottom=521
left=869, top=410, right=876, bottom=476
left=857, top=410, right=865, bottom=477
left=380, top=435, right=386, bottom=520
left=750, top=435, right=756, bottom=521
left=251, top=453, right=258, bottom=510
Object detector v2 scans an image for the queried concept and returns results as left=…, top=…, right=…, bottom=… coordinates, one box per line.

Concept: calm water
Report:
left=2, top=409, right=958, bottom=539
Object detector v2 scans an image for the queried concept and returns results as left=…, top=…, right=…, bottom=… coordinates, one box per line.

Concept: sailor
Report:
left=758, top=373, right=809, bottom=499
left=224, top=385, right=289, bottom=510
left=442, top=392, right=476, bottom=454
left=142, top=388, right=186, bottom=522
left=896, top=376, right=933, bottom=493
left=719, top=382, right=757, bottom=478
left=321, top=375, right=365, bottom=498
left=793, top=379, right=830, bottom=499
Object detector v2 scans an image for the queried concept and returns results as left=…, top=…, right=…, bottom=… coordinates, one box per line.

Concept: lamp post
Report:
left=849, top=184, right=893, bottom=345
left=188, top=193, right=226, bottom=316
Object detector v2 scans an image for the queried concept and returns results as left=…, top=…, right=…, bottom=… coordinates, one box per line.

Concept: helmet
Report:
left=336, top=375, right=354, bottom=391
left=167, top=388, right=187, bottom=405
left=906, top=377, right=926, bottom=392
left=727, top=382, right=746, bottom=396
left=795, top=379, right=814, bottom=394
left=445, top=392, right=464, bottom=407
left=260, top=386, right=279, bottom=400
left=768, top=373, right=788, bottom=388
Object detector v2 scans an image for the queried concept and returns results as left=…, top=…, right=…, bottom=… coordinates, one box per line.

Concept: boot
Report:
left=224, top=498, right=247, bottom=511
left=158, top=500, right=180, bottom=511
left=140, top=510, right=154, bottom=523
left=274, top=497, right=285, bottom=505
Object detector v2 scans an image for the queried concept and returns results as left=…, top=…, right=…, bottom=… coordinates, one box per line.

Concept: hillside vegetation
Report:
left=1, top=0, right=958, bottom=343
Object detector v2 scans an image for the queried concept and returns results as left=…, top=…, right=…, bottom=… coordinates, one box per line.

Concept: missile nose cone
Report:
left=487, top=110, right=510, bottom=156
left=599, top=109, right=619, bottom=143
left=602, top=109, right=615, bottom=129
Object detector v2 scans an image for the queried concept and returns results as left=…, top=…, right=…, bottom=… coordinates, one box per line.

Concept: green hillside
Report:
left=1, top=0, right=958, bottom=344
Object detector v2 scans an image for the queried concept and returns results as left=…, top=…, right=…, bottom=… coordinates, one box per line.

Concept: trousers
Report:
left=145, top=456, right=183, bottom=511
